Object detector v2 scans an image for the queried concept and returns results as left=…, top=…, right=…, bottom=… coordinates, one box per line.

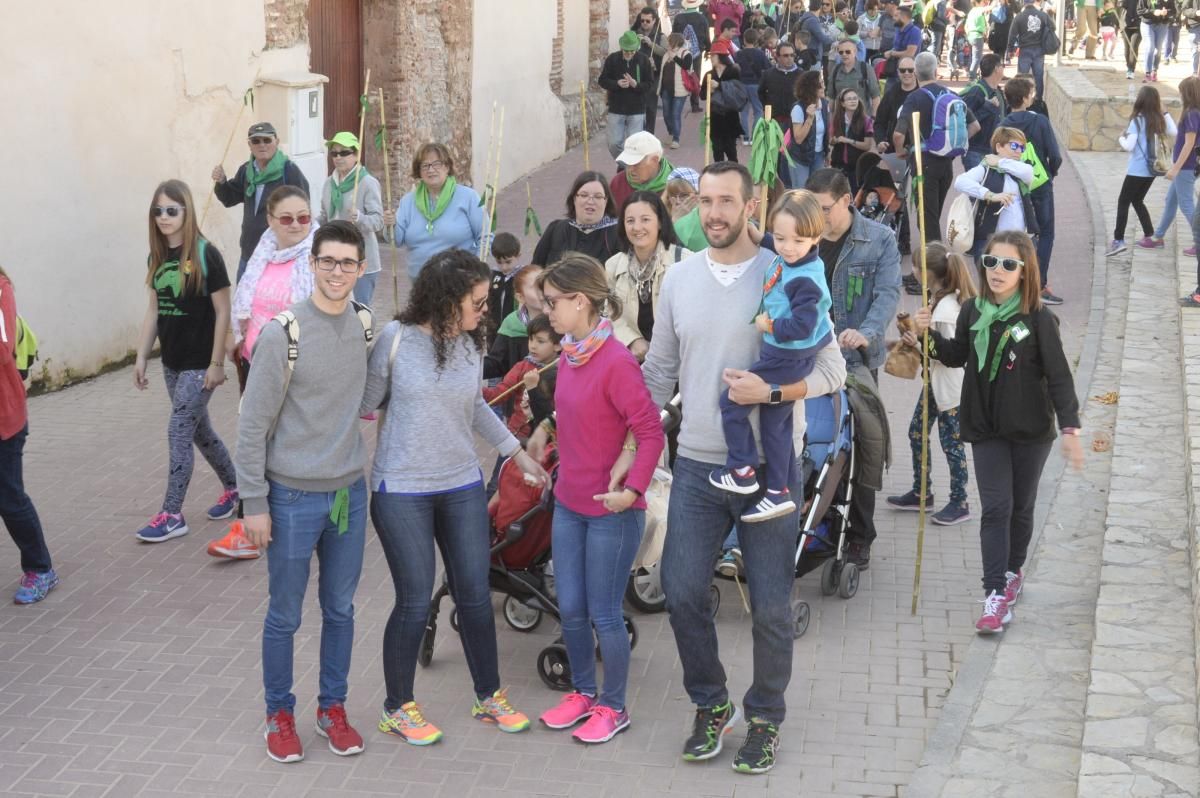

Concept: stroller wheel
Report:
left=709, top=584, right=721, bottom=618
left=537, top=644, right=573, bottom=691
left=418, top=622, right=436, bottom=668
left=791, top=600, right=811, bottom=639
left=838, top=562, right=860, bottom=599
left=820, top=558, right=840, bottom=596
left=449, top=609, right=460, bottom=633
left=625, top=563, right=667, bottom=614
left=503, top=595, right=543, bottom=632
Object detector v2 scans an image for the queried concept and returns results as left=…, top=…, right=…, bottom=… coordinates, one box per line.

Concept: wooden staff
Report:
left=487, top=360, right=557, bottom=406
left=581, top=80, right=590, bottom=171
left=479, top=102, right=499, bottom=259
left=484, top=106, right=506, bottom=258
left=201, top=70, right=261, bottom=228
left=377, top=87, right=400, bottom=311
left=704, top=73, right=713, bottom=167
left=911, top=111, right=931, bottom=616
left=759, top=104, right=774, bottom=229
left=350, top=69, right=372, bottom=216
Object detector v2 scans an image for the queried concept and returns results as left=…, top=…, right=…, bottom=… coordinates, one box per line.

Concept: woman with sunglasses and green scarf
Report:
left=383, top=143, right=483, bottom=281
left=318, top=132, right=384, bottom=306
left=913, top=230, right=1082, bottom=637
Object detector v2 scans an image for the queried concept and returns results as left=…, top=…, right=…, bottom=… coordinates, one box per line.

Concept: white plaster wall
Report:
left=470, top=0, right=566, bottom=192
left=563, top=0, right=592, bottom=91
left=609, top=0, right=632, bottom=50
left=0, top=2, right=309, bottom=384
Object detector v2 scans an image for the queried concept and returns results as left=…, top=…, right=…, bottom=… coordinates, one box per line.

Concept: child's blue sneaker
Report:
left=14, top=569, right=58, bottom=605
left=740, top=490, right=797, bottom=523
left=136, top=512, right=189, bottom=543
left=708, top=468, right=760, bottom=495
left=206, top=488, right=239, bottom=521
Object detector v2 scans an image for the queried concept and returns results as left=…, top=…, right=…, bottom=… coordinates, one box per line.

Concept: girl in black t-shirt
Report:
left=132, top=179, right=239, bottom=544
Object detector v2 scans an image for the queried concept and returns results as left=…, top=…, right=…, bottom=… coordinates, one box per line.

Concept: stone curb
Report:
left=904, top=143, right=1110, bottom=797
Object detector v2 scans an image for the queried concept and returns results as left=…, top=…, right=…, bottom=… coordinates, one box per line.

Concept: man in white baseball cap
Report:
left=610, top=131, right=674, bottom=210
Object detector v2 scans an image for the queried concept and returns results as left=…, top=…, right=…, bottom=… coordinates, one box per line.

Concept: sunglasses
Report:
left=839, top=49, right=856, bottom=55
left=152, top=206, right=183, bottom=218
left=313, top=256, right=364, bottom=273
left=271, top=212, right=311, bottom=226
left=249, top=136, right=274, bottom=145
left=1007, top=142, right=1026, bottom=154
left=898, top=67, right=915, bottom=73
left=330, top=149, right=356, bottom=158
left=981, top=254, right=1024, bottom=272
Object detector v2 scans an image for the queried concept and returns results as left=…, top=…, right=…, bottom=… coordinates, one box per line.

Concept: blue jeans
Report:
left=1155, top=167, right=1197, bottom=243
left=0, top=425, right=51, bottom=574
left=968, top=37, right=984, bottom=79
left=353, top=271, right=379, bottom=307
left=552, top=502, right=645, bottom=710
left=607, top=113, right=646, bottom=159
left=740, top=83, right=764, bottom=140
left=1031, top=188, right=1055, bottom=286
left=371, top=483, right=498, bottom=709
left=1017, top=46, right=1045, bottom=100
left=1145, top=23, right=1168, bottom=72
left=661, top=457, right=801, bottom=724
left=661, top=90, right=685, bottom=142
left=262, top=478, right=367, bottom=715
left=789, top=160, right=816, bottom=192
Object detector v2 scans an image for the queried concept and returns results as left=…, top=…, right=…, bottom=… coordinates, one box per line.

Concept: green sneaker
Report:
left=681, top=701, right=741, bottom=761
left=732, top=718, right=779, bottom=774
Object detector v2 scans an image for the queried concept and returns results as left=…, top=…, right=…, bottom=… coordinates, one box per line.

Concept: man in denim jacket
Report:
left=805, top=168, right=901, bottom=569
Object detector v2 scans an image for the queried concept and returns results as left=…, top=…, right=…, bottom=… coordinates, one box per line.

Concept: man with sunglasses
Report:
left=214, top=122, right=310, bottom=281
left=236, top=220, right=372, bottom=764
left=873, top=56, right=919, bottom=258
left=633, top=9, right=668, bottom=136
left=827, top=37, right=881, bottom=114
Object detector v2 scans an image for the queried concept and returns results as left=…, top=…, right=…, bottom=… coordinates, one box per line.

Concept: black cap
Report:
left=247, top=122, right=277, bottom=138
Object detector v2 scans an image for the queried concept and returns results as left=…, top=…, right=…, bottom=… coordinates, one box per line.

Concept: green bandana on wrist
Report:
left=245, top=150, right=286, bottom=198
left=415, top=177, right=458, bottom=233
left=970, top=293, right=1021, bottom=379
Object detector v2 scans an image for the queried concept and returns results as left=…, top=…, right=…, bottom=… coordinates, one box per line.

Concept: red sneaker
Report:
left=316, top=703, right=365, bottom=756
left=1004, top=569, right=1024, bottom=606
left=975, top=591, right=1012, bottom=635
left=207, top=521, right=261, bottom=559
left=265, top=709, right=303, bottom=763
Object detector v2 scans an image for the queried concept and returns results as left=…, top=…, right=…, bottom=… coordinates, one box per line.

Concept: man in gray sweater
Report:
left=235, top=220, right=372, bottom=765
left=642, top=162, right=846, bottom=774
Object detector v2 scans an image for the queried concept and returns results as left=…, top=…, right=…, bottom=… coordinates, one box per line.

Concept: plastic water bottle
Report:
left=1128, top=84, right=1137, bottom=102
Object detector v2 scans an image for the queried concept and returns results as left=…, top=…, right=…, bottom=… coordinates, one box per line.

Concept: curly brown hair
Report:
left=397, top=249, right=491, bottom=370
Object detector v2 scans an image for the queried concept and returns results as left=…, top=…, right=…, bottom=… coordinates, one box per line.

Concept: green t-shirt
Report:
left=966, top=7, right=989, bottom=41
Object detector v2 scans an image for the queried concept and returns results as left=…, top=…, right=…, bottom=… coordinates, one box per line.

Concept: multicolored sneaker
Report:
left=472, top=689, right=530, bottom=733
left=265, top=709, right=303, bottom=763
left=732, top=718, right=780, bottom=774
left=682, top=701, right=741, bottom=761
left=708, top=467, right=760, bottom=495
left=206, top=488, right=239, bottom=520
left=13, top=569, right=58, bottom=605
left=1135, top=236, right=1164, bottom=249
left=1004, top=569, right=1024, bottom=606
left=975, top=590, right=1012, bottom=635
left=740, top=490, right=797, bottom=523
left=316, top=703, right=364, bottom=756
left=573, top=705, right=630, bottom=744
left=206, top=521, right=261, bottom=559
left=136, top=512, right=189, bottom=543
left=379, top=702, right=443, bottom=745
left=539, top=692, right=597, bottom=729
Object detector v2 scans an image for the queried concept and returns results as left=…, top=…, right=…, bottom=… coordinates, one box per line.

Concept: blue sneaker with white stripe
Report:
left=136, top=512, right=190, bottom=543
left=708, top=468, right=759, bottom=495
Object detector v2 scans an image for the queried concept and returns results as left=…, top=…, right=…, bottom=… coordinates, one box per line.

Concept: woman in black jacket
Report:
left=705, top=42, right=748, bottom=162
left=530, top=171, right=621, bottom=269
left=914, top=231, right=1083, bottom=636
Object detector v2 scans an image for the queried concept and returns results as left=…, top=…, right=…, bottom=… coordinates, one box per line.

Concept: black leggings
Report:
left=973, top=438, right=1052, bottom=595
left=1114, top=174, right=1156, bottom=240
left=1123, top=26, right=1142, bottom=73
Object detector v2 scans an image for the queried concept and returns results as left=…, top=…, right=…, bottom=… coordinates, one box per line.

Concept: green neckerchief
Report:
left=970, top=293, right=1021, bottom=378
left=245, top=150, right=286, bottom=198
left=329, top=164, right=367, bottom=218
left=629, top=158, right=673, bottom=194
left=415, top=176, right=458, bottom=233
left=330, top=487, right=350, bottom=534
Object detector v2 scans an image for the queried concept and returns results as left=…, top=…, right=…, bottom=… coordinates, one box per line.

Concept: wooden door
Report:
left=308, top=0, right=364, bottom=162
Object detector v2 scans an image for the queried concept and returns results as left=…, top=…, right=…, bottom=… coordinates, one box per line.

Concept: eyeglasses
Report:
left=313, top=256, right=364, bottom=273
left=330, top=149, right=356, bottom=158
left=575, top=192, right=607, bottom=203
left=420, top=160, right=446, bottom=172
left=271, top=212, right=311, bottom=226
left=839, top=49, right=855, bottom=55
left=981, top=254, right=1024, bottom=272
left=778, top=51, right=796, bottom=57
left=898, top=67, right=915, bottom=73
left=542, top=292, right=580, bottom=311
left=1007, top=142, right=1026, bottom=154
left=469, top=295, right=489, bottom=312
left=152, top=206, right=183, bottom=218
left=249, top=137, right=274, bottom=145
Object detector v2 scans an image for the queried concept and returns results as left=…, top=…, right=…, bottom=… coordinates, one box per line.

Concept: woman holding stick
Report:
left=318, top=132, right=385, bottom=306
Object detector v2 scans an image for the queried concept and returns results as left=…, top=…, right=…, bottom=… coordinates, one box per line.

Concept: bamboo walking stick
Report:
left=201, top=70, right=261, bottom=228
left=350, top=69, right=372, bottom=216
left=911, top=112, right=931, bottom=616
left=486, top=360, right=558, bottom=406
left=484, top=106, right=506, bottom=260
left=704, top=73, right=713, bottom=167
left=376, top=87, right=400, bottom=312
left=759, top=104, right=774, bottom=228
left=581, top=80, right=591, bottom=171
left=479, top=102, right=499, bottom=259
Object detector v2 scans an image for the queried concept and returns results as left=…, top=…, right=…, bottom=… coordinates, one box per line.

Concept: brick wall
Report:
left=264, top=0, right=308, bottom=49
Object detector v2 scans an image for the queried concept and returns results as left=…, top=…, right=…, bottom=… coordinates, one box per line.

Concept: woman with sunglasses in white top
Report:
left=952, top=127, right=1036, bottom=260
left=132, top=179, right=238, bottom=545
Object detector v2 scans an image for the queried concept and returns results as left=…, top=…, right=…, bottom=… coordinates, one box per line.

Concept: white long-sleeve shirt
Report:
left=953, top=157, right=1036, bottom=233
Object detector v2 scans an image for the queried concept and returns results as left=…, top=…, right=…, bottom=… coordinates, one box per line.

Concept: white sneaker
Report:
left=740, top=492, right=797, bottom=523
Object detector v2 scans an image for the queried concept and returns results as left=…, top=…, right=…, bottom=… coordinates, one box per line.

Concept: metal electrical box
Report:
left=254, top=72, right=330, bottom=194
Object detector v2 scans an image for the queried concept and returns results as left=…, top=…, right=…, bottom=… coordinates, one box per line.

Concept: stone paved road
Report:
left=0, top=100, right=1092, bottom=797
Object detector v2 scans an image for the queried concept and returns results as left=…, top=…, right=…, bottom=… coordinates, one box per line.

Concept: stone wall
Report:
left=264, top=0, right=308, bottom=49
left=1048, top=66, right=1181, bottom=152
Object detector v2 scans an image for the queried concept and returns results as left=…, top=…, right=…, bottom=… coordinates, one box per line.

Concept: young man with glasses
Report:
left=236, top=219, right=373, bottom=764
left=827, top=38, right=881, bottom=114
left=213, top=122, right=310, bottom=280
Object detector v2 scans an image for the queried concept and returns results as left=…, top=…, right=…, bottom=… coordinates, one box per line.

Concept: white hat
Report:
left=683, top=0, right=703, bottom=8
left=616, top=132, right=664, bottom=166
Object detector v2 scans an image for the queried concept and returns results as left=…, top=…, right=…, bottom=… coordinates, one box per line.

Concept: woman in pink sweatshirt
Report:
left=529, top=253, right=664, bottom=744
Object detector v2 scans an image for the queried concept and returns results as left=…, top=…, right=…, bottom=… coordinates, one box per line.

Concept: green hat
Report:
left=619, top=30, right=640, bottom=51
left=325, top=131, right=360, bottom=150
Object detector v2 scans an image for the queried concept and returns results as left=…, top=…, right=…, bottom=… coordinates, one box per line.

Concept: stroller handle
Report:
left=660, top=394, right=682, bottom=433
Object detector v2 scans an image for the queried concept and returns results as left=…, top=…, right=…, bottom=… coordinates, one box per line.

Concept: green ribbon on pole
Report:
left=330, top=487, right=350, bottom=535
left=748, top=116, right=794, bottom=188
left=698, top=114, right=709, bottom=148
left=244, top=87, right=255, bottom=110
left=374, top=127, right=385, bottom=151
left=359, top=94, right=370, bottom=114
left=524, top=205, right=543, bottom=237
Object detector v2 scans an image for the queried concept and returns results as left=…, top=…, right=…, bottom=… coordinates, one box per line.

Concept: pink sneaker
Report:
left=1004, top=570, right=1024, bottom=606
left=572, top=705, right=630, bottom=744
left=539, top=692, right=597, bottom=729
left=975, top=591, right=1012, bottom=635
left=1135, top=236, right=1165, bottom=249
left=1186, top=246, right=1197, bottom=257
